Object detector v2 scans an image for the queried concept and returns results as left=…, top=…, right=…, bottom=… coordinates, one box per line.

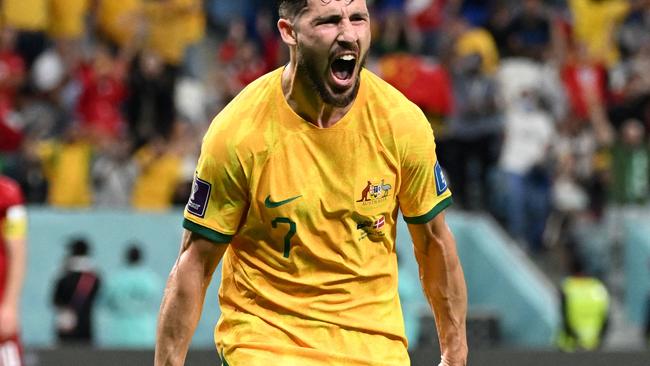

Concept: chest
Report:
left=246, top=130, right=400, bottom=238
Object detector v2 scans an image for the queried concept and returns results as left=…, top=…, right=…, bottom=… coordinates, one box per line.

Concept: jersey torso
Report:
left=184, top=68, right=451, bottom=366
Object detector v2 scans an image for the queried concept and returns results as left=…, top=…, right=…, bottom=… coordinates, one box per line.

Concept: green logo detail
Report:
left=264, top=195, right=302, bottom=208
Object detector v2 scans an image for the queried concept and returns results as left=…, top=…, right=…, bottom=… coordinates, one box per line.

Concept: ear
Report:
left=277, top=18, right=297, bottom=47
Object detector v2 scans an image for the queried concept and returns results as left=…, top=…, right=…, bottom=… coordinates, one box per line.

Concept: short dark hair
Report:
left=126, top=244, right=142, bottom=265
left=278, top=0, right=308, bottom=20
left=68, top=237, right=89, bottom=256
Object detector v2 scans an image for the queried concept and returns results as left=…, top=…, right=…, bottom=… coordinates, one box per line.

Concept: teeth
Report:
left=340, top=55, right=355, bottom=61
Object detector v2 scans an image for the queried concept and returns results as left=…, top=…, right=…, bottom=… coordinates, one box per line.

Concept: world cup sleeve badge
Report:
left=187, top=175, right=212, bottom=218
left=434, top=161, right=448, bottom=196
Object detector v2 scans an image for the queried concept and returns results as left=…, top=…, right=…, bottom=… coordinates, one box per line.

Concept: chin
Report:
left=323, top=74, right=361, bottom=107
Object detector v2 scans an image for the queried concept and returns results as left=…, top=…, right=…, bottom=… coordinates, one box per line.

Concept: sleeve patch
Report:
left=186, top=175, right=212, bottom=218
left=435, top=161, right=448, bottom=196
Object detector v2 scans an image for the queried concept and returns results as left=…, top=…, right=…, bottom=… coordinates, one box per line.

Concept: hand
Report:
left=438, top=355, right=466, bottom=366
left=0, top=303, right=19, bottom=338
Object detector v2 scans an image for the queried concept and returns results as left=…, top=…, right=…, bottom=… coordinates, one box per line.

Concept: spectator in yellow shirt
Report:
left=37, top=127, right=94, bottom=208
left=131, top=137, right=182, bottom=211
left=48, top=0, right=90, bottom=67
left=452, top=17, right=500, bottom=75
left=142, top=0, right=205, bottom=72
left=0, top=0, right=48, bottom=67
left=95, top=0, right=143, bottom=50
left=568, top=0, right=648, bottom=68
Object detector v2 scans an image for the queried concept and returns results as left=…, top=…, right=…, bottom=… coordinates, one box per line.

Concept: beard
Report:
left=296, top=44, right=366, bottom=108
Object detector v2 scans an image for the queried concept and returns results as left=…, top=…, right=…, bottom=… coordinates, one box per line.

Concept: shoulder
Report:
left=202, top=69, right=281, bottom=154
left=0, top=175, right=24, bottom=207
left=361, top=69, right=431, bottom=135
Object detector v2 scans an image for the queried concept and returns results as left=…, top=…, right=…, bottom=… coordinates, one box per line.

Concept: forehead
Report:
left=302, top=0, right=368, bottom=16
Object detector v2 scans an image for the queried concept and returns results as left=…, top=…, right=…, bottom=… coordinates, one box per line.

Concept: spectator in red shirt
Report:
left=0, top=28, right=26, bottom=118
left=76, top=44, right=127, bottom=141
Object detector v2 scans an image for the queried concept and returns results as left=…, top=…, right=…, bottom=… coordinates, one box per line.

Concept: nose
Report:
left=337, top=18, right=358, bottom=46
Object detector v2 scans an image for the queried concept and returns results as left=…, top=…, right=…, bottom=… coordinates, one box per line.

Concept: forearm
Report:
left=155, top=259, right=207, bottom=365
left=3, top=238, right=26, bottom=308
left=410, top=218, right=467, bottom=364
left=155, top=232, right=225, bottom=366
left=418, top=241, right=467, bottom=362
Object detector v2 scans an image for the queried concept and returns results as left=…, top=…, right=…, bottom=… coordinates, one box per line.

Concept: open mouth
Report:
left=330, top=54, right=357, bottom=84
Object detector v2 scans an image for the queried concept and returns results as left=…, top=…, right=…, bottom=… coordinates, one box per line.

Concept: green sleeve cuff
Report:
left=403, top=196, right=453, bottom=224
left=182, top=218, right=233, bottom=244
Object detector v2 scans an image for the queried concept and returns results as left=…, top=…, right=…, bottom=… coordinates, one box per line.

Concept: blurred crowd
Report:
left=0, top=0, right=649, bottom=258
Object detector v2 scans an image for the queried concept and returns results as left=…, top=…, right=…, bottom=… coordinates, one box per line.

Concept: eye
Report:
left=315, top=16, right=340, bottom=26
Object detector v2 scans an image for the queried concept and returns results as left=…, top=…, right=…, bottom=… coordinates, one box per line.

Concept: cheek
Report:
left=356, top=26, right=372, bottom=49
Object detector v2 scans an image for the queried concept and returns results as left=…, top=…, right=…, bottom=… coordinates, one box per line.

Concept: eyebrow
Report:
left=312, top=11, right=369, bottom=25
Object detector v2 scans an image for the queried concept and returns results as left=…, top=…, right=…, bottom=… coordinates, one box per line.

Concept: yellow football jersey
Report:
left=183, top=67, right=452, bottom=366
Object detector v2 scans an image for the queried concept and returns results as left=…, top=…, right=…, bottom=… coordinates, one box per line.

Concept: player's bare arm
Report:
left=407, top=212, right=468, bottom=366
left=155, top=230, right=228, bottom=366
left=0, top=204, right=27, bottom=338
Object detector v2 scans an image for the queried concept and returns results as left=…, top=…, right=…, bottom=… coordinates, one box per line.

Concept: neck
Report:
left=281, top=59, right=353, bottom=128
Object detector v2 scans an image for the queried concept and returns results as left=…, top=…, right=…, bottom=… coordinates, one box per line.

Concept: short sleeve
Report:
left=398, top=112, right=452, bottom=224
left=1, top=177, right=26, bottom=240
left=183, top=129, right=249, bottom=244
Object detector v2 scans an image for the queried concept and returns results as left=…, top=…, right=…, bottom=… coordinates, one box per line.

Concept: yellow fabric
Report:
left=3, top=205, right=26, bottom=241
left=39, top=140, right=93, bottom=208
left=96, top=0, right=142, bottom=47
left=455, top=27, right=499, bottom=74
left=184, top=68, right=452, bottom=365
left=176, top=0, right=205, bottom=45
left=1, top=0, right=48, bottom=31
left=48, top=0, right=90, bottom=39
left=143, top=0, right=203, bottom=65
left=569, top=0, right=630, bottom=67
left=561, top=277, right=609, bottom=351
left=131, top=146, right=182, bottom=211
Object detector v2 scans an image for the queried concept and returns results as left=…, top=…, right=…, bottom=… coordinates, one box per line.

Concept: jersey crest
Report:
left=356, top=179, right=393, bottom=206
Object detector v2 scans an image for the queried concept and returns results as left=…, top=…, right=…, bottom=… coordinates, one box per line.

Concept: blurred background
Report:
left=1, top=0, right=650, bottom=364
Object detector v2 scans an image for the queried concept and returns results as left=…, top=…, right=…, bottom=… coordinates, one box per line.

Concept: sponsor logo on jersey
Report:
left=434, top=161, right=448, bottom=196
left=264, top=195, right=302, bottom=208
left=356, top=179, right=393, bottom=206
left=187, top=175, right=211, bottom=218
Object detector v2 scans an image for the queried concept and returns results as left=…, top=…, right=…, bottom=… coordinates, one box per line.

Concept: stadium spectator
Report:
left=568, top=0, right=642, bottom=68
left=0, top=28, right=26, bottom=120
left=126, top=50, right=176, bottom=146
left=177, top=0, right=207, bottom=78
left=223, top=40, right=267, bottom=100
left=609, top=119, right=649, bottom=205
left=497, top=59, right=555, bottom=252
left=76, top=44, right=128, bottom=141
left=505, top=0, right=551, bottom=61
left=37, top=126, right=94, bottom=208
left=142, top=0, right=198, bottom=71
left=99, top=244, right=162, bottom=348
left=452, top=16, right=500, bottom=75
left=445, top=49, right=503, bottom=211
left=130, top=136, right=182, bottom=212
left=254, top=9, right=283, bottom=72
left=91, top=138, right=138, bottom=208
left=48, top=0, right=90, bottom=68
left=0, top=0, right=49, bottom=68
left=2, top=139, right=48, bottom=204
left=373, top=8, right=422, bottom=56
left=217, top=18, right=248, bottom=66
left=94, top=0, right=143, bottom=51
left=556, top=249, right=610, bottom=351
left=0, top=175, right=27, bottom=366
left=52, top=237, right=102, bottom=345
